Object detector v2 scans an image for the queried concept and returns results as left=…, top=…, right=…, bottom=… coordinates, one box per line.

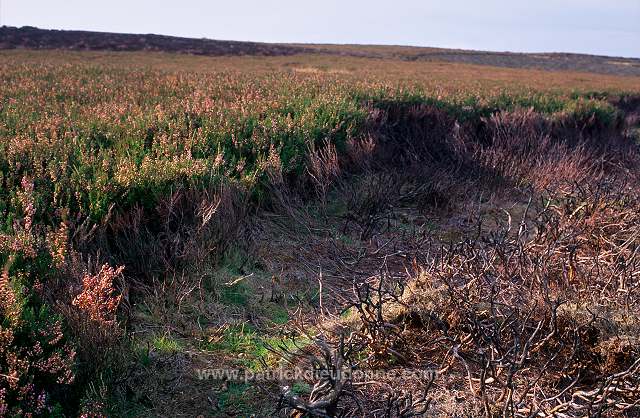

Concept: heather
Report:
left=0, top=63, right=627, bottom=223
left=0, top=51, right=639, bottom=416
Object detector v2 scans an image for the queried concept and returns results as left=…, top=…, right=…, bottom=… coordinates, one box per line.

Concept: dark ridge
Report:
left=397, top=50, right=640, bottom=77
left=2, top=26, right=640, bottom=76
left=0, top=26, right=308, bottom=57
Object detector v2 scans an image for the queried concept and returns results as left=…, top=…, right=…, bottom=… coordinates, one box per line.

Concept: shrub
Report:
left=0, top=269, right=76, bottom=417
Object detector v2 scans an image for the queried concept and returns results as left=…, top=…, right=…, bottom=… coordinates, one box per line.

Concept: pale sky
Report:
left=2, top=0, right=639, bottom=58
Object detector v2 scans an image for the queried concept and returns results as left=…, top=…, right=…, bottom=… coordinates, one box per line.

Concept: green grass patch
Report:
left=291, top=382, right=312, bottom=396
left=219, top=281, right=252, bottom=306
left=216, top=382, right=252, bottom=415
left=204, top=324, right=310, bottom=371
left=263, top=303, right=289, bottom=324
left=151, top=335, right=184, bottom=354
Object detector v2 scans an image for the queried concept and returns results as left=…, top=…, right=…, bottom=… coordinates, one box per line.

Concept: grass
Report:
left=151, top=335, right=184, bottom=354
left=204, top=324, right=304, bottom=371
left=219, top=282, right=252, bottom=306
left=216, top=382, right=251, bottom=412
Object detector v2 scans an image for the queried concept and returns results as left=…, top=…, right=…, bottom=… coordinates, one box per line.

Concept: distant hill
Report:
left=0, top=26, right=307, bottom=57
left=2, top=26, right=640, bottom=76
left=306, top=44, right=640, bottom=77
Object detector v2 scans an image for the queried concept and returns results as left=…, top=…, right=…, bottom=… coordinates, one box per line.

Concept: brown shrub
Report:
left=398, top=178, right=640, bottom=417
left=97, top=182, right=249, bottom=280
left=308, top=139, right=341, bottom=203
left=58, top=263, right=125, bottom=373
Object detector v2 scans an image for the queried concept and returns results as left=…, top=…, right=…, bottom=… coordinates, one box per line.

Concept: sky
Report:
left=2, top=0, right=639, bottom=58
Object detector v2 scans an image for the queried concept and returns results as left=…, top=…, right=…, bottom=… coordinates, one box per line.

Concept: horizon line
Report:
left=4, top=24, right=639, bottom=61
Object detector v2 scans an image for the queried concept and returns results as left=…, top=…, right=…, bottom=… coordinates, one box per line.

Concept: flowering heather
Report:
left=0, top=57, right=628, bottom=229
left=1, top=272, right=76, bottom=417
left=72, top=264, right=123, bottom=325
